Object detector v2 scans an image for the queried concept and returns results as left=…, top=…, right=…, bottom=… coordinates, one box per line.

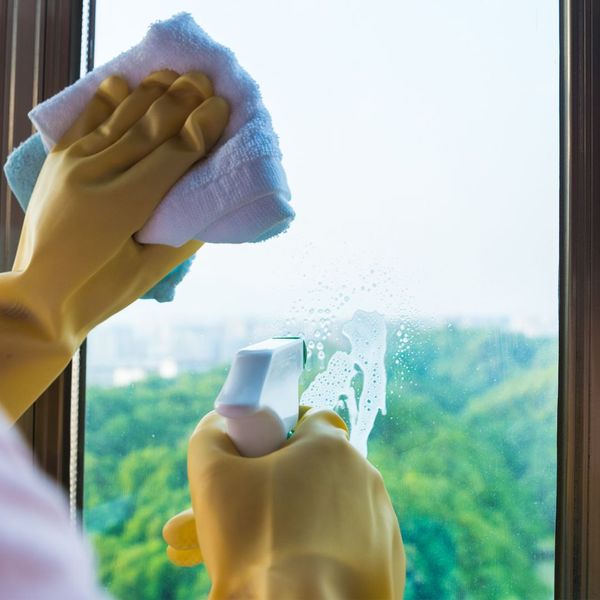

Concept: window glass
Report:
left=85, top=1, right=559, bottom=598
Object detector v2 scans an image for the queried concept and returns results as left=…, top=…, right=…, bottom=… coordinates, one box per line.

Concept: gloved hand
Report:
left=0, top=70, right=230, bottom=422
left=163, top=407, right=406, bottom=599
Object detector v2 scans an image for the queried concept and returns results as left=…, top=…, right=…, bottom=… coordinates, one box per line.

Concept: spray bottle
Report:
left=214, top=337, right=307, bottom=457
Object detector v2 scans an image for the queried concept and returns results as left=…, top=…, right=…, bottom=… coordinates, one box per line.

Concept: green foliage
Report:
left=85, top=327, right=557, bottom=599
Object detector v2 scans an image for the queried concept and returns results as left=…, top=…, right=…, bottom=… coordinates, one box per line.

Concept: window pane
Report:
left=85, top=1, right=559, bottom=598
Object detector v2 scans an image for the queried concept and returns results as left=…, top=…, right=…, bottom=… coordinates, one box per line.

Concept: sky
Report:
left=92, top=0, right=559, bottom=330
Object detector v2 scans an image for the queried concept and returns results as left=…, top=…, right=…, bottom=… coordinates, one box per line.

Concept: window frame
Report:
left=0, top=0, right=93, bottom=512
left=556, top=0, right=600, bottom=596
left=1, top=0, right=599, bottom=594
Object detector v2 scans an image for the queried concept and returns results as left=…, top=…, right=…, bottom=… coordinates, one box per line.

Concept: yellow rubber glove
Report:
left=0, top=70, right=230, bottom=422
left=164, top=408, right=406, bottom=599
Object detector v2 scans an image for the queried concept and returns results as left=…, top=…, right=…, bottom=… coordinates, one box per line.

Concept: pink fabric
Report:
left=0, top=409, right=109, bottom=600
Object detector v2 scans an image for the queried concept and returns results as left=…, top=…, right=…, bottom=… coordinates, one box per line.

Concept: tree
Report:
left=85, top=327, right=557, bottom=599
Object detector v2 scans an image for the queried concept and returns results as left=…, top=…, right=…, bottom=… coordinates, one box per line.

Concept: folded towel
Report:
left=28, top=12, right=294, bottom=247
left=3, top=134, right=193, bottom=303
left=3, top=12, right=294, bottom=302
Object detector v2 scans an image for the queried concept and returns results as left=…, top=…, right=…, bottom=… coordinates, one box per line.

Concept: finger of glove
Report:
left=189, top=411, right=241, bottom=458
left=166, top=545, right=203, bottom=567
left=134, top=239, right=204, bottom=294
left=188, top=408, right=349, bottom=464
left=163, top=508, right=200, bottom=550
left=54, top=75, right=129, bottom=151
left=119, top=96, right=230, bottom=220
left=287, top=408, right=350, bottom=446
left=72, top=69, right=180, bottom=156
left=94, top=71, right=217, bottom=175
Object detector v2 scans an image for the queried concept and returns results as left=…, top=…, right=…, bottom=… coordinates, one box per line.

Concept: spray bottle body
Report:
left=214, top=337, right=305, bottom=457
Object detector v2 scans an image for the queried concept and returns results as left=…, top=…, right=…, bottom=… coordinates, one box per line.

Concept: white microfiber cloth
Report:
left=28, top=12, right=294, bottom=247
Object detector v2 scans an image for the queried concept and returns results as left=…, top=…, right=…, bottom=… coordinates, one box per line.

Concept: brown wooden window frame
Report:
left=1, top=0, right=599, bottom=596
left=556, top=1, right=600, bottom=597
left=0, top=0, right=94, bottom=515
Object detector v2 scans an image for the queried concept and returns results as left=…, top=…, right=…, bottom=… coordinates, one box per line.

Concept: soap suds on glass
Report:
left=277, top=255, right=415, bottom=456
left=301, top=310, right=387, bottom=457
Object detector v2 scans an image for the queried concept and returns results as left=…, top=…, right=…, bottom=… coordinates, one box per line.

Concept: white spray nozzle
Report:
left=214, top=337, right=306, bottom=457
